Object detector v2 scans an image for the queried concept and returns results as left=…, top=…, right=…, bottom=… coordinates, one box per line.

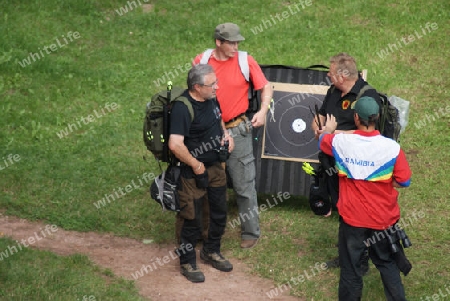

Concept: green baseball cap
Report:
left=353, top=96, right=379, bottom=121
left=214, top=23, right=245, bottom=42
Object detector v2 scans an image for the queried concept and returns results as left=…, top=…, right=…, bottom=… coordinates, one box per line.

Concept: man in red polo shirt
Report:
left=193, top=23, right=273, bottom=248
left=319, top=96, right=412, bottom=300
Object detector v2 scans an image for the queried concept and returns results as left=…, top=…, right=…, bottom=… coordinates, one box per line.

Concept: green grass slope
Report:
left=1, top=0, right=449, bottom=300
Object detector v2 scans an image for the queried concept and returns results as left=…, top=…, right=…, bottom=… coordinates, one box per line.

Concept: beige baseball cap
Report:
left=214, top=23, right=245, bottom=42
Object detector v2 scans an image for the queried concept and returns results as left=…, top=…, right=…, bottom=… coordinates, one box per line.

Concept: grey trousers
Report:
left=227, top=121, right=260, bottom=240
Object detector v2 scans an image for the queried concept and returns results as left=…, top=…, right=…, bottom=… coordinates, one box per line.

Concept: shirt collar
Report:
left=353, top=129, right=380, bottom=137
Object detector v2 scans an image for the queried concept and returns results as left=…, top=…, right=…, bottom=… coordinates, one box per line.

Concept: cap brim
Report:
left=227, top=35, right=245, bottom=42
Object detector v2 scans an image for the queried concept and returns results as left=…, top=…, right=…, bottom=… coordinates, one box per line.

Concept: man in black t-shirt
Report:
left=169, top=64, right=234, bottom=283
left=312, top=53, right=382, bottom=212
left=311, top=53, right=382, bottom=272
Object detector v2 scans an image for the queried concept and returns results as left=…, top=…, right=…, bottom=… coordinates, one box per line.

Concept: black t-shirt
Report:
left=170, top=91, right=223, bottom=163
left=319, top=77, right=382, bottom=131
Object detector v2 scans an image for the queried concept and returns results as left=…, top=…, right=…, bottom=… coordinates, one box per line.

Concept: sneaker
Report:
left=180, top=263, right=205, bottom=283
left=325, top=256, right=340, bottom=269
left=360, top=249, right=370, bottom=276
left=240, top=238, right=259, bottom=249
left=200, top=249, right=233, bottom=272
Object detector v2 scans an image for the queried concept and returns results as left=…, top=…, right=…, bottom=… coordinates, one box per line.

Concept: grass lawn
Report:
left=1, top=0, right=449, bottom=300
left=0, top=237, right=144, bottom=301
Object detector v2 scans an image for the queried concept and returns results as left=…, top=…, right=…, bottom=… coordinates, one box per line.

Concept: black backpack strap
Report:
left=352, top=84, right=377, bottom=111
left=355, top=84, right=375, bottom=100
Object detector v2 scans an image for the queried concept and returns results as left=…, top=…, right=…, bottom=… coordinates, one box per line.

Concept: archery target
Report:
left=262, top=83, right=329, bottom=163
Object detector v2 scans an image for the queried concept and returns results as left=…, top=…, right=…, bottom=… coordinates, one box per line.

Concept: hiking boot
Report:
left=200, top=249, right=233, bottom=272
left=360, top=249, right=370, bottom=276
left=240, top=238, right=259, bottom=249
left=180, top=263, right=205, bottom=283
left=325, top=256, right=340, bottom=269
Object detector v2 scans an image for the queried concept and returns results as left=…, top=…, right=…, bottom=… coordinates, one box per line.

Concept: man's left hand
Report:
left=222, top=133, right=234, bottom=153
left=323, top=114, right=337, bottom=133
left=251, top=110, right=266, bottom=128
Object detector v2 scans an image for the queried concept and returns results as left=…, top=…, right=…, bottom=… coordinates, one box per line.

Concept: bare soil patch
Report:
left=0, top=215, right=303, bottom=301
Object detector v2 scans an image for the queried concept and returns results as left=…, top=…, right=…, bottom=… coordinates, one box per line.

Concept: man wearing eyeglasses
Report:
left=169, top=64, right=235, bottom=283
left=192, top=23, right=273, bottom=249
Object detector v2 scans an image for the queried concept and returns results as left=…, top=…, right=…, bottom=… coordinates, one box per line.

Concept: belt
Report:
left=225, top=114, right=247, bottom=129
left=180, top=161, right=217, bottom=168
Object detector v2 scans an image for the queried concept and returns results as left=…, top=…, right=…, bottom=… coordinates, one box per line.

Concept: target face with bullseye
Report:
left=262, top=83, right=329, bottom=163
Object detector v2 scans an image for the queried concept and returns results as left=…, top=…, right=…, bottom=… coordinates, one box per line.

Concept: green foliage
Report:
left=0, top=0, right=449, bottom=300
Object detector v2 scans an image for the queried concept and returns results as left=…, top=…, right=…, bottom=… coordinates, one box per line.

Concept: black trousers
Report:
left=176, top=163, right=227, bottom=265
left=318, top=152, right=339, bottom=210
left=338, top=220, right=407, bottom=301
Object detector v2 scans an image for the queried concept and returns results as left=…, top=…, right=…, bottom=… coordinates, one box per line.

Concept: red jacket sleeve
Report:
left=318, top=133, right=335, bottom=156
left=393, top=149, right=412, bottom=187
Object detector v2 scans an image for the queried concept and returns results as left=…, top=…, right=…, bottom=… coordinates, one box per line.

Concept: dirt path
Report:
left=0, top=215, right=303, bottom=301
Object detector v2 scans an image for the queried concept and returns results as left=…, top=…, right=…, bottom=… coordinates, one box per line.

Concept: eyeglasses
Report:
left=200, top=80, right=218, bottom=87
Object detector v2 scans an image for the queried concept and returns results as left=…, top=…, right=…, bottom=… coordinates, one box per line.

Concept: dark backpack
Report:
left=143, top=83, right=194, bottom=163
left=309, top=169, right=331, bottom=216
left=356, top=85, right=402, bottom=141
left=302, top=160, right=332, bottom=216
left=150, top=164, right=181, bottom=212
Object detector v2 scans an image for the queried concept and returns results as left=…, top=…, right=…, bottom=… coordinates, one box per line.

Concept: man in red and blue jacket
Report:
left=319, top=96, right=412, bottom=301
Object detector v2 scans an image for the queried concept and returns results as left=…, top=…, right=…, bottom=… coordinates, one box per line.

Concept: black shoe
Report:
left=325, top=256, right=340, bottom=269
left=180, top=263, right=205, bottom=283
left=360, top=249, right=370, bottom=276
left=200, top=249, right=233, bottom=272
